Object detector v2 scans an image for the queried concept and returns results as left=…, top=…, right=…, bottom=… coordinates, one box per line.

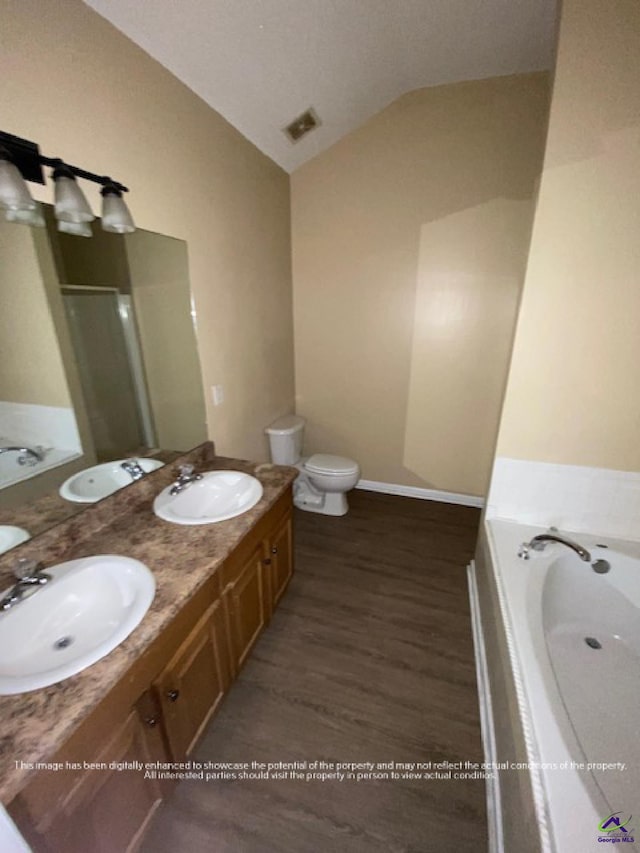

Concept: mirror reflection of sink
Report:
left=59, top=458, right=164, bottom=503
left=0, top=526, right=31, bottom=556
left=0, top=555, right=155, bottom=694
left=153, top=470, right=263, bottom=525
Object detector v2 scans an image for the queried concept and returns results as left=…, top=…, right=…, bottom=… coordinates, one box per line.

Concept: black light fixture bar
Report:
left=0, top=131, right=44, bottom=184
left=0, top=130, right=128, bottom=193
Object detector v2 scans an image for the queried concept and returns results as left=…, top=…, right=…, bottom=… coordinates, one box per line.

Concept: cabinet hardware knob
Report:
left=145, top=716, right=158, bottom=728
left=167, top=689, right=180, bottom=702
left=263, top=558, right=272, bottom=566
left=271, top=547, right=278, bottom=555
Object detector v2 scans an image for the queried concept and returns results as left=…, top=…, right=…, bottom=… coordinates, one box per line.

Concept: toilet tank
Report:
left=265, top=415, right=305, bottom=465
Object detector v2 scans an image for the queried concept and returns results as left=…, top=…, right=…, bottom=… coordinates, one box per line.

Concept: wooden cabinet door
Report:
left=224, top=545, right=266, bottom=672
left=266, top=512, right=293, bottom=607
left=155, top=599, right=227, bottom=761
left=23, top=693, right=165, bottom=853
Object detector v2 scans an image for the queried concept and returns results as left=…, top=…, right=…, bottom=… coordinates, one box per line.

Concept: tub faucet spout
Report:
left=0, top=446, right=44, bottom=465
left=518, top=532, right=591, bottom=562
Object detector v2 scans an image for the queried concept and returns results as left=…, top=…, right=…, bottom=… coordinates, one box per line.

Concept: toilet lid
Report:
left=304, top=454, right=359, bottom=476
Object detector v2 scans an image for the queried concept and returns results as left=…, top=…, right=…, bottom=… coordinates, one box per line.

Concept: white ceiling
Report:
left=84, top=0, right=557, bottom=173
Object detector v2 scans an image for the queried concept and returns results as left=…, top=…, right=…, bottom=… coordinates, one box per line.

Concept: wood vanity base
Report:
left=9, top=488, right=293, bottom=853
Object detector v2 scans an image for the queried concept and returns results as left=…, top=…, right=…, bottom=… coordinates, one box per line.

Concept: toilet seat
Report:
left=304, top=454, right=359, bottom=476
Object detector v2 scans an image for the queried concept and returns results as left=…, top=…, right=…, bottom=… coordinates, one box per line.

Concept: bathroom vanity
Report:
left=0, top=442, right=296, bottom=852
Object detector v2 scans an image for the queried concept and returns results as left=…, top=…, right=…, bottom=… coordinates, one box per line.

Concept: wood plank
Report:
left=142, top=491, right=486, bottom=852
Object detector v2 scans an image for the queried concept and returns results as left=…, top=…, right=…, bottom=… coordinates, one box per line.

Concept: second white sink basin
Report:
left=0, top=555, right=155, bottom=694
left=0, top=526, right=30, bottom=556
left=59, top=458, right=164, bottom=503
left=153, top=470, right=263, bottom=525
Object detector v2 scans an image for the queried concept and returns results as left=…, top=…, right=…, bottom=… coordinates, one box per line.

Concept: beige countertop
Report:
left=0, top=443, right=297, bottom=804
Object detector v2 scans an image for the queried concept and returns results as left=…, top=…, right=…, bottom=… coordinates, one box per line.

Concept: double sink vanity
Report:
left=0, top=442, right=297, bottom=851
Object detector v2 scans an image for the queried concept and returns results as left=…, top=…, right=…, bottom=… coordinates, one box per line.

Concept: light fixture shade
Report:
left=0, top=158, right=36, bottom=211
left=101, top=189, right=135, bottom=234
left=5, top=200, right=45, bottom=228
left=57, top=218, right=92, bottom=238
left=54, top=174, right=94, bottom=223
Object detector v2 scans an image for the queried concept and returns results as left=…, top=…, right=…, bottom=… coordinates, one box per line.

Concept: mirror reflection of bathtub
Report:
left=470, top=521, right=640, bottom=853
left=0, top=207, right=207, bottom=545
left=0, top=442, right=79, bottom=490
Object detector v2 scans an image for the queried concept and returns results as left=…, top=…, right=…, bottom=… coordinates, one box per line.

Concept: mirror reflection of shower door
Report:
left=62, top=287, right=156, bottom=461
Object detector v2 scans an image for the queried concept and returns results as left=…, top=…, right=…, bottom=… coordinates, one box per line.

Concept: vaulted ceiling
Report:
left=85, top=0, right=557, bottom=172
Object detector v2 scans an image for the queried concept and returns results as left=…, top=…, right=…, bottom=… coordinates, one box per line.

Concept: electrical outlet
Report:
left=212, top=385, right=224, bottom=406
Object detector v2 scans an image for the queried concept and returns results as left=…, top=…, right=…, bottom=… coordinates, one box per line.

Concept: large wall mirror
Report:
left=0, top=207, right=207, bottom=550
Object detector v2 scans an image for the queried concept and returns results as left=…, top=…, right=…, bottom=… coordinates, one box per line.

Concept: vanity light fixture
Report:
left=4, top=201, right=46, bottom=229
left=52, top=164, right=95, bottom=224
left=57, top=219, right=93, bottom=238
left=101, top=183, right=135, bottom=234
left=0, top=155, right=36, bottom=212
left=0, top=129, right=135, bottom=235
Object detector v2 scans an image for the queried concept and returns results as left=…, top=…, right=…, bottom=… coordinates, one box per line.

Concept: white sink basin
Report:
left=153, top=470, right=263, bottom=525
left=0, top=555, right=155, bottom=694
left=59, top=458, right=164, bottom=503
left=0, top=526, right=30, bottom=556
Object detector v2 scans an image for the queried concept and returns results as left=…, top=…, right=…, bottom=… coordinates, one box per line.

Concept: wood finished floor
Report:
left=142, top=491, right=486, bottom=853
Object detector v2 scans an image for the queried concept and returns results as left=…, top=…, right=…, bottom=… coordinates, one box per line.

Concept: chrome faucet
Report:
left=0, top=559, right=52, bottom=612
left=121, top=458, right=146, bottom=481
left=0, top=446, right=44, bottom=466
left=518, top=530, right=591, bottom=562
left=169, top=464, right=202, bottom=496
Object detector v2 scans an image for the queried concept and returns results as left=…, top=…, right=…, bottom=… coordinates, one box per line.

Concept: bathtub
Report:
left=470, top=519, right=640, bottom=853
left=0, top=438, right=80, bottom=489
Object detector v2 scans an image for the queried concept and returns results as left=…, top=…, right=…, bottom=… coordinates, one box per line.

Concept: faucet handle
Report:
left=177, top=464, right=194, bottom=478
left=12, top=557, right=45, bottom=580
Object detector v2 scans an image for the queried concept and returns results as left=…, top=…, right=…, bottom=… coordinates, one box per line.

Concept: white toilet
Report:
left=265, top=415, right=360, bottom=516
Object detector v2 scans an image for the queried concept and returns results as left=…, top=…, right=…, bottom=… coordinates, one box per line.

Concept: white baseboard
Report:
left=467, top=561, right=504, bottom=853
left=356, top=479, right=485, bottom=508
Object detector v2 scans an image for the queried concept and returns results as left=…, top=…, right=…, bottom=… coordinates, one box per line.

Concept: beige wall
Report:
left=292, top=74, right=549, bottom=496
left=495, top=0, right=640, bottom=471
left=3, top=0, right=294, bottom=462
left=0, top=217, right=71, bottom=408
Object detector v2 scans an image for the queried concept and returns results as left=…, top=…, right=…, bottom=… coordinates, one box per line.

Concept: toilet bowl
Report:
left=265, top=416, right=359, bottom=517
left=296, top=454, right=360, bottom=516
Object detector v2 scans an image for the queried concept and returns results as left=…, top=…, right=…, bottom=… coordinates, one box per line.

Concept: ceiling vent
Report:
left=283, top=108, right=320, bottom=143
